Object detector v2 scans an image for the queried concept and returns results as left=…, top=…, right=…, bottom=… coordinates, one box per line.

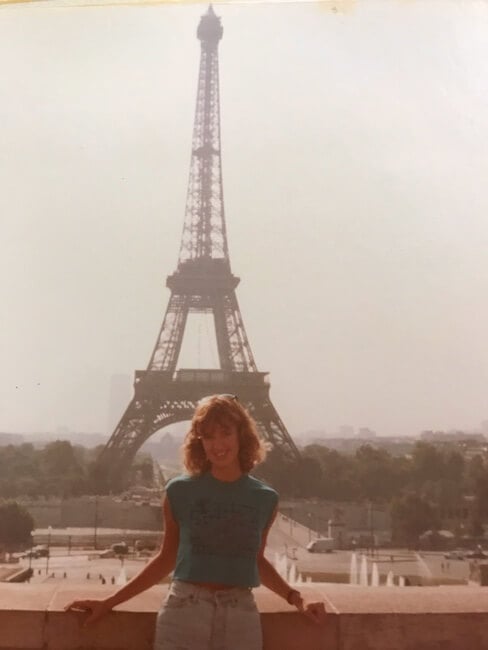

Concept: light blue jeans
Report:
left=154, top=580, right=262, bottom=650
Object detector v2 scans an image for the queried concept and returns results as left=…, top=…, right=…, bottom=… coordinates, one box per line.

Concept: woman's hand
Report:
left=288, top=590, right=327, bottom=624
left=64, top=598, right=113, bottom=627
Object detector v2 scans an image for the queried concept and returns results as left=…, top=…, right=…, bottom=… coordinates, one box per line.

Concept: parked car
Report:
left=20, top=545, right=49, bottom=559
left=306, top=538, right=334, bottom=553
left=32, top=545, right=49, bottom=558
left=19, top=551, right=38, bottom=559
left=111, top=542, right=129, bottom=555
left=466, top=550, right=488, bottom=559
left=135, top=539, right=157, bottom=552
left=444, top=550, right=465, bottom=560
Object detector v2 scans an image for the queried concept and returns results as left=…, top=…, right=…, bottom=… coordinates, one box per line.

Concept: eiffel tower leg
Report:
left=247, top=398, right=300, bottom=461
left=94, top=397, right=155, bottom=493
left=94, top=396, right=197, bottom=493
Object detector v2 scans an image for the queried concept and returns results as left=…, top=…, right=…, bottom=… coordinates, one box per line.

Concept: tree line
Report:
left=0, top=441, right=154, bottom=499
left=259, top=441, right=488, bottom=543
left=2, top=439, right=488, bottom=545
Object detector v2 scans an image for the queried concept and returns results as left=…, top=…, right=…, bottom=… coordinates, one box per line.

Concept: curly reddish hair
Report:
left=182, top=395, right=267, bottom=475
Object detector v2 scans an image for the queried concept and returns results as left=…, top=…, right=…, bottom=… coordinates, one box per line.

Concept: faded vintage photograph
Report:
left=1, top=2, right=488, bottom=649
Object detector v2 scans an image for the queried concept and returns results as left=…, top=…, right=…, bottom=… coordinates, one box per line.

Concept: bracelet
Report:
left=286, top=588, right=301, bottom=605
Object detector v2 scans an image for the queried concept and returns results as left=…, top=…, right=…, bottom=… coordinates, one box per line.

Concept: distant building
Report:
left=0, top=432, right=24, bottom=446
left=357, top=427, right=376, bottom=439
left=140, top=432, right=182, bottom=465
left=420, top=430, right=486, bottom=444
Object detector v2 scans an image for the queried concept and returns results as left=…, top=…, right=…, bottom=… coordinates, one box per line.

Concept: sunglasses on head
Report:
left=198, top=393, right=238, bottom=402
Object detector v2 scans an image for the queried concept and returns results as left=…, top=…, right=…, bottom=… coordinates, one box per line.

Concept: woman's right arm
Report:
left=64, top=496, right=179, bottom=625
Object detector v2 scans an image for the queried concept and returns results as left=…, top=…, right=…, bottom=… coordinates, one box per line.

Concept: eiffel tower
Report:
left=95, top=6, right=300, bottom=492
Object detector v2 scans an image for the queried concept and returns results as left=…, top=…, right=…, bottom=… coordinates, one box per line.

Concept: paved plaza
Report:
left=8, top=513, right=472, bottom=588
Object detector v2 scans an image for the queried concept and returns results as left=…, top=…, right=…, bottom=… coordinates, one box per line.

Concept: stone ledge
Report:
left=1, top=583, right=488, bottom=649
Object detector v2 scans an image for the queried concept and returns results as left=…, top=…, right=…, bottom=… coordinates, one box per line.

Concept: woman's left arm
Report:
left=257, top=508, right=327, bottom=624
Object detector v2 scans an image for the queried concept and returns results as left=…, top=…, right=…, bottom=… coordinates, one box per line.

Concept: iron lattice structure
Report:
left=95, top=6, right=300, bottom=492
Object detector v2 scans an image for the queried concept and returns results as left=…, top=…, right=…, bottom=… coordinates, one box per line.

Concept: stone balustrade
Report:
left=1, top=582, right=488, bottom=649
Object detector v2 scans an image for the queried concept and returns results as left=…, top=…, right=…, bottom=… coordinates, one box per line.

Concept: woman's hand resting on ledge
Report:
left=64, top=598, right=113, bottom=627
left=288, top=590, right=327, bottom=624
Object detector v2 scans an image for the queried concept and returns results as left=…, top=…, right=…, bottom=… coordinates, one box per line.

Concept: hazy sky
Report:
left=1, top=0, right=488, bottom=438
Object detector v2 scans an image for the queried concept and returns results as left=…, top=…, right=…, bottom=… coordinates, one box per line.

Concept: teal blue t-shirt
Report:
left=165, top=472, right=279, bottom=588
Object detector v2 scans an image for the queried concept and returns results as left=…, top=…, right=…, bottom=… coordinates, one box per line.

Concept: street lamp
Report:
left=27, top=537, right=33, bottom=578
left=368, top=502, right=376, bottom=556
left=93, top=496, right=99, bottom=550
left=45, top=525, right=52, bottom=575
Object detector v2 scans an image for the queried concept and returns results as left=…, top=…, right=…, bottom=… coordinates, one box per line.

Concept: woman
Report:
left=65, top=394, right=326, bottom=649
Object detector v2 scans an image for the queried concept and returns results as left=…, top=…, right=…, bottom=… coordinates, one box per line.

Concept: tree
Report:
left=468, top=515, right=484, bottom=538
left=466, top=455, right=486, bottom=493
left=39, top=440, right=86, bottom=497
left=353, top=445, right=406, bottom=502
left=0, top=501, right=34, bottom=551
left=411, top=442, right=445, bottom=486
left=303, top=445, right=357, bottom=500
left=390, top=493, right=439, bottom=546
left=443, top=450, right=465, bottom=483
left=256, top=448, right=297, bottom=496
left=0, top=444, right=40, bottom=498
left=293, top=456, right=323, bottom=497
left=473, top=471, right=488, bottom=520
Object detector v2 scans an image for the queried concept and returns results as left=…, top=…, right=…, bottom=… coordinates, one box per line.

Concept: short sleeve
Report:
left=263, top=488, right=279, bottom=529
left=164, top=476, right=183, bottom=522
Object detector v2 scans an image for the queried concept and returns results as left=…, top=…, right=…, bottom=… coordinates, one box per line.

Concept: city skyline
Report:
left=1, top=1, right=488, bottom=438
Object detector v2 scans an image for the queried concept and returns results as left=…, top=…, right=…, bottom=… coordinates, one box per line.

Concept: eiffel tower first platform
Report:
left=95, top=6, right=300, bottom=492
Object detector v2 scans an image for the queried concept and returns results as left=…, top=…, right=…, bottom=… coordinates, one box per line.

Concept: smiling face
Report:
left=198, top=417, right=241, bottom=473
left=183, top=394, right=266, bottom=477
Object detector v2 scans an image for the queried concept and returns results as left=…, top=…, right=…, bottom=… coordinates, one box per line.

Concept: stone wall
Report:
left=1, top=583, right=488, bottom=650
left=280, top=499, right=391, bottom=543
left=20, top=497, right=163, bottom=532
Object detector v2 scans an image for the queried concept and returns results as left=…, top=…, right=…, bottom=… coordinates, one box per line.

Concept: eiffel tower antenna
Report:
left=95, top=7, right=300, bottom=492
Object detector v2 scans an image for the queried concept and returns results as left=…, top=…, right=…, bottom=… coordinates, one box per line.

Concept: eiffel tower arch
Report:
left=95, top=6, right=300, bottom=493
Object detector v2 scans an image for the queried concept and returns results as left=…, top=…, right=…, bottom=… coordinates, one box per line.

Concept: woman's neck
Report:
left=210, top=465, right=243, bottom=483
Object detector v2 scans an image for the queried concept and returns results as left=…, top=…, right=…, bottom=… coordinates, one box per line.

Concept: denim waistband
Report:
left=170, top=580, right=252, bottom=604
